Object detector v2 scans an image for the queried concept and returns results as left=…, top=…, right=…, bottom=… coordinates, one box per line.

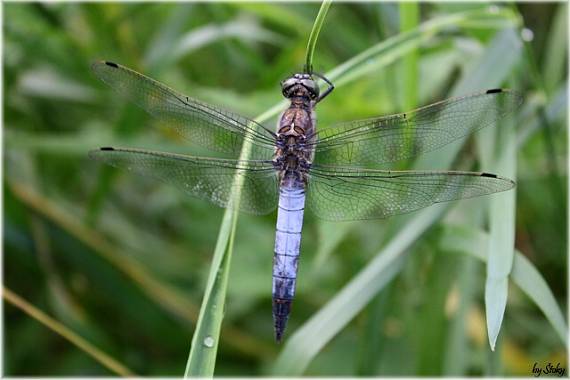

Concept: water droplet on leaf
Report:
left=521, top=28, right=534, bottom=42
left=203, top=336, right=215, bottom=348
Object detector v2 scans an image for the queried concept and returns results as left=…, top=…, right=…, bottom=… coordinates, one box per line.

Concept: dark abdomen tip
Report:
left=273, top=298, right=292, bottom=342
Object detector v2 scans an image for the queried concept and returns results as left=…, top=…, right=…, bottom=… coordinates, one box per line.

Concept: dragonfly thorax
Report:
left=276, top=121, right=308, bottom=155
left=273, top=131, right=311, bottom=184
left=278, top=122, right=306, bottom=138
left=275, top=153, right=310, bottom=185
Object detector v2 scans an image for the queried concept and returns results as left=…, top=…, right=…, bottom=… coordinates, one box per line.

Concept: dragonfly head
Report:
left=281, top=73, right=319, bottom=100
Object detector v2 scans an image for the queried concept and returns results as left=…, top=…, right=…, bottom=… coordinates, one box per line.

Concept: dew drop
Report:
left=203, top=336, right=215, bottom=348
left=521, top=28, right=534, bottom=42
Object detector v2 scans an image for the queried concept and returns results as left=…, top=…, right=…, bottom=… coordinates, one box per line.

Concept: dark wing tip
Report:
left=485, top=88, right=524, bottom=110
left=91, top=60, right=119, bottom=70
left=88, top=147, right=116, bottom=160
left=481, top=172, right=517, bottom=190
left=104, top=61, right=119, bottom=68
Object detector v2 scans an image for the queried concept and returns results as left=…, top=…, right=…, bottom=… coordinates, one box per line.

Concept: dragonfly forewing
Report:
left=89, top=147, right=279, bottom=215
left=312, top=89, right=523, bottom=167
left=92, top=61, right=276, bottom=160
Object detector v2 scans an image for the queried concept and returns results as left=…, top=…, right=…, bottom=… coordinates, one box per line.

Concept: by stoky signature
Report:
left=532, top=362, right=566, bottom=377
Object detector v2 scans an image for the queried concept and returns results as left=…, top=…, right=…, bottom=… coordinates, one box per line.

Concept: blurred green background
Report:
left=4, top=2, right=567, bottom=376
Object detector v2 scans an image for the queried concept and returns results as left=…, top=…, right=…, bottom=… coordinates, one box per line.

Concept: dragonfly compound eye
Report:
left=281, top=77, right=298, bottom=98
left=301, top=79, right=319, bottom=99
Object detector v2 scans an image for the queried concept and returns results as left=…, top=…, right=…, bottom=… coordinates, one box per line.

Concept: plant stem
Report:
left=3, top=287, right=136, bottom=377
left=305, top=0, right=332, bottom=73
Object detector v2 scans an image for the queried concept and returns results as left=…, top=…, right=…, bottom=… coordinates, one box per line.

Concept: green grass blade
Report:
left=305, top=0, right=332, bottom=73
left=325, top=6, right=520, bottom=87
left=398, top=2, right=419, bottom=167
left=470, top=27, right=521, bottom=352
left=511, top=254, right=568, bottom=347
left=184, top=108, right=276, bottom=375
left=543, top=4, right=567, bottom=94
left=439, top=225, right=568, bottom=346
left=483, top=91, right=517, bottom=351
left=184, top=209, right=237, bottom=376
left=455, top=27, right=522, bottom=93
left=399, top=2, right=419, bottom=111
left=468, top=27, right=522, bottom=353
left=3, top=287, right=136, bottom=377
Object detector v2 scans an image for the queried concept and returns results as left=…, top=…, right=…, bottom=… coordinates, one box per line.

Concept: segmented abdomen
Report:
left=272, top=184, right=305, bottom=342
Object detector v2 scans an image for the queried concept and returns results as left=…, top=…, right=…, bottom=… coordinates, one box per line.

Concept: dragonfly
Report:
left=89, top=61, right=522, bottom=342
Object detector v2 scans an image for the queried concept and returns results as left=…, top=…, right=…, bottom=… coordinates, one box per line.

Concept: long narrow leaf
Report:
left=470, top=27, right=522, bottom=352
left=483, top=82, right=518, bottom=351
left=439, top=225, right=568, bottom=346
left=326, top=6, right=519, bottom=87
left=184, top=108, right=275, bottom=376
left=184, top=208, right=236, bottom=376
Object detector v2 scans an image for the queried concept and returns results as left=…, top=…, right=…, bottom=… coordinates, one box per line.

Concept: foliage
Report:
left=4, top=2, right=567, bottom=376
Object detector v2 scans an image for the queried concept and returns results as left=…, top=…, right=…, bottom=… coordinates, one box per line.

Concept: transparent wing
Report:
left=307, top=165, right=515, bottom=221
left=312, top=89, right=523, bottom=166
left=92, top=61, right=276, bottom=160
left=89, top=147, right=278, bottom=215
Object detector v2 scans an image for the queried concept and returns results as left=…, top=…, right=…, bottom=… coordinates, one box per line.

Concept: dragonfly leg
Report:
left=312, top=72, right=334, bottom=103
